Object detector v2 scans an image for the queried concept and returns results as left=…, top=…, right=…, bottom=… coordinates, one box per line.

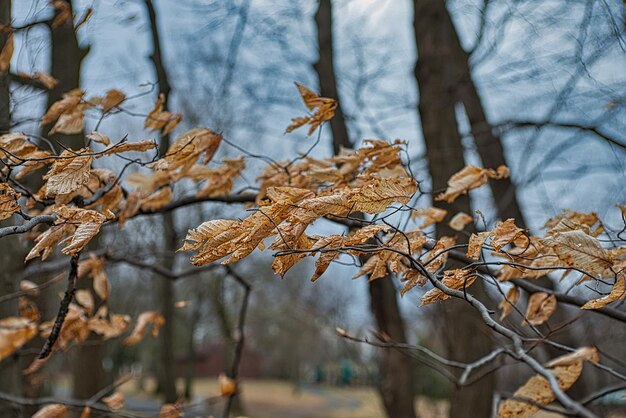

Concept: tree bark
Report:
left=44, top=1, right=88, bottom=150
left=413, top=1, right=495, bottom=416
left=314, top=2, right=417, bottom=417
left=314, top=0, right=351, bottom=155
left=144, top=0, right=178, bottom=403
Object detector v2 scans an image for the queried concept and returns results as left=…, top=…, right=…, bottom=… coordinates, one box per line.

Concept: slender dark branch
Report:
left=104, top=253, right=220, bottom=280
left=37, top=254, right=79, bottom=359
left=496, top=119, right=626, bottom=150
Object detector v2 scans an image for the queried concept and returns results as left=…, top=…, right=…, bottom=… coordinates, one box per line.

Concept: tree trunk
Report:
left=144, top=0, right=178, bottom=403
left=44, top=1, right=88, bottom=150
left=314, top=2, right=417, bottom=417
left=413, top=1, right=495, bottom=416
left=314, top=0, right=351, bottom=155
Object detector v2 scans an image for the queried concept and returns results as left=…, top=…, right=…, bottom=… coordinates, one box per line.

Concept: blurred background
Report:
left=1, top=0, right=625, bottom=417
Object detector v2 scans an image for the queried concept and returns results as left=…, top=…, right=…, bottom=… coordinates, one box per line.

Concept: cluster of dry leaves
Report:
left=0, top=82, right=624, bottom=417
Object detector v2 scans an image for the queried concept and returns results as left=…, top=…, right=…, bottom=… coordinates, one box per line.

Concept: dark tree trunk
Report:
left=314, top=2, right=417, bottom=417
left=144, top=0, right=178, bottom=403
left=314, top=0, right=351, bottom=155
left=413, top=1, right=495, bottom=416
left=44, top=1, right=88, bottom=150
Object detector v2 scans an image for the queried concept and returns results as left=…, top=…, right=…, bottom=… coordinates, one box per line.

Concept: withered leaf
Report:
left=436, top=165, right=509, bottom=203
left=123, top=311, right=165, bottom=346
left=522, top=292, right=557, bottom=326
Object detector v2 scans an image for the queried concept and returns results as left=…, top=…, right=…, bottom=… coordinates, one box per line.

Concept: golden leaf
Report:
left=436, top=165, right=509, bottom=203
left=49, top=106, right=85, bottom=135
left=101, top=89, right=126, bottom=113
left=195, top=157, right=245, bottom=198
left=149, top=128, right=222, bottom=176
left=581, top=274, right=626, bottom=309
left=448, top=212, right=474, bottom=231
left=144, top=93, right=182, bottom=133
left=491, top=219, right=525, bottom=250
left=498, top=347, right=598, bottom=418
left=102, top=392, right=125, bottom=410
left=421, top=269, right=476, bottom=305
left=25, top=224, right=75, bottom=261
left=286, top=83, right=336, bottom=135
left=88, top=314, right=130, bottom=339
left=498, top=286, right=519, bottom=321
left=0, top=183, right=21, bottom=220
left=348, top=177, right=417, bottom=214
left=17, top=71, right=59, bottom=89
left=140, top=187, right=173, bottom=212
left=123, top=311, right=165, bottom=346
left=466, top=232, right=490, bottom=260
left=32, top=404, right=68, bottom=418
left=41, top=89, right=84, bottom=126
left=51, top=0, right=72, bottom=28
left=218, top=373, right=237, bottom=396
left=522, top=292, right=557, bottom=326
left=86, top=131, right=110, bottom=145
left=79, top=406, right=91, bottom=418
left=0, top=317, right=38, bottom=361
left=159, top=404, right=183, bottom=418
left=0, top=33, right=13, bottom=73
left=543, top=229, right=613, bottom=277
left=20, top=280, right=40, bottom=297
left=44, top=149, right=93, bottom=196
left=411, top=207, right=447, bottom=228
left=74, top=290, right=94, bottom=315
left=97, top=139, right=157, bottom=158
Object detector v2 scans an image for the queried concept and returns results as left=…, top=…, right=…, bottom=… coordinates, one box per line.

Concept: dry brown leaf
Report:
left=543, top=229, right=612, bottom=277
left=498, top=286, right=520, bottom=321
left=523, top=292, right=557, bottom=326
left=74, top=290, right=94, bottom=315
left=44, top=149, right=92, bottom=196
left=159, top=404, right=183, bottom=418
left=88, top=314, right=130, bottom=339
left=581, top=274, right=626, bottom=309
left=348, top=177, right=417, bottom=214
left=411, top=207, right=447, bottom=228
left=498, top=347, right=598, bottom=418
left=0, top=317, right=38, bottom=361
left=79, top=406, right=91, bottom=418
left=144, top=93, right=182, bottom=133
left=49, top=106, right=85, bottom=135
left=150, top=128, right=221, bottom=174
left=140, top=187, right=173, bottom=212
left=286, top=83, right=336, bottom=135
left=102, top=392, right=125, bottom=410
left=219, top=373, right=237, bottom=396
left=421, top=269, right=476, bottom=305
left=123, top=311, right=165, bottom=346
left=436, top=165, right=509, bottom=203
left=20, top=280, right=40, bottom=297
left=97, top=139, right=157, bottom=158
left=449, top=212, right=473, bottom=231
left=0, top=182, right=21, bottom=220
left=101, top=89, right=126, bottom=113
left=17, top=71, right=58, bottom=89
left=32, top=404, right=68, bottom=418
left=0, top=33, right=13, bottom=73
left=51, top=0, right=72, bottom=28
left=466, top=232, right=490, bottom=260
left=491, top=219, right=525, bottom=250
left=25, top=224, right=75, bottom=261
left=86, top=132, right=110, bottom=145
left=41, top=89, right=84, bottom=126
